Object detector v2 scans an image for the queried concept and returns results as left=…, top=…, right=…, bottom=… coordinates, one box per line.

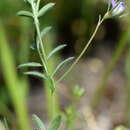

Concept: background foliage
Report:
left=0, top=0, right=130, bottom=130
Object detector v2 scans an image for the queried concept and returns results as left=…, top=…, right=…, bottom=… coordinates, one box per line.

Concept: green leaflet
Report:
left=32, top=114, right=46, bottom=130
left=36, top=27, right=52, bottom=46
left=41, top=26, right=52, bottom=38
left=47, top=44, right=67, bottom=60
left=51, top=57, right=74, bottom=77
left=18, top=62, right=42, bottom=68
left=38, top=3, right=55, bottom=17
left=17, top=10, right=33, bottom=18
left=24, top=71, right=47, bottom=79
left=48, top=115, right=62, bottom=130
left=4, top=118, right=9, bottom=130
left=32, top=115, right=61, bottom=130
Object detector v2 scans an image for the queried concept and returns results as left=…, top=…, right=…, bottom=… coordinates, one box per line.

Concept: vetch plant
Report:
left=16, top=0, right=128, bottom=129
left=17, top=0, right=74, bottom=93
left=18, top=0, right=127, bottom=94
left=18, top=0, right=74, bottom=120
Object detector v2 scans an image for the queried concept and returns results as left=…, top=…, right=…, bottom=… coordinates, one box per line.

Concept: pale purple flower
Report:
left=111, top=0, right=125, bottom=15
left=111, top=0, right=117, bottom=7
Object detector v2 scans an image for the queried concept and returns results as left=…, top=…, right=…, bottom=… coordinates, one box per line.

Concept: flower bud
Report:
left=112, top=2, right=125, bottom=16
left=104, top=0, right=127, bottom=19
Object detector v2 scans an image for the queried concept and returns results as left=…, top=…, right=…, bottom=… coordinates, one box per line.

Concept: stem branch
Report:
left=57, top=16, right=104, bottom=83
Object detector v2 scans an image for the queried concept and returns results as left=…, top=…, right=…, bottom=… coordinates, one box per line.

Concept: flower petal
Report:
left=111, top=0, right=117, bottom=7
left=112, top=2, right=125, bottom=15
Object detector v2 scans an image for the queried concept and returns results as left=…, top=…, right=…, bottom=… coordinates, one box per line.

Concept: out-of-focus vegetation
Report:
left=0, top=0, right=130, bottom=130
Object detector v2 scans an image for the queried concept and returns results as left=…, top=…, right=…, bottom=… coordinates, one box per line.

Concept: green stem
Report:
left=31, top=1, right=55, bottom=92
left=31, top=1, right=57, bottom=119
left=57, top=16, right=104, bottom=83
left=45, top=86, right=59, bottom=119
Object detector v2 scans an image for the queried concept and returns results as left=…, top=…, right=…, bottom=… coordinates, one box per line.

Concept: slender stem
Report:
left=31, top=1, right=56, bottom=92
left=36, top=0, right=41, bottom=11
left=57, top=16, right=104, bottom=83
left=30, top=1, right=57, bottom=119
left=32, top=3, right=48, bottom=71
left=107, top=0, right=111, bottom=12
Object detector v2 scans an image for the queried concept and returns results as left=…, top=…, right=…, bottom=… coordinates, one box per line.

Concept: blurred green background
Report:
left=0, top=0, right=130, bottom=129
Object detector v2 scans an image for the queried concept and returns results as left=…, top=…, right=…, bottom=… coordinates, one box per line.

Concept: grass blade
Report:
left=0, top=22, right=29, bottom=130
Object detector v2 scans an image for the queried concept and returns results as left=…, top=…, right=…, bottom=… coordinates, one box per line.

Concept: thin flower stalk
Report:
left=57, top=15, right=105, bottom=82
left=57, top=0, right=127, bottom=83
